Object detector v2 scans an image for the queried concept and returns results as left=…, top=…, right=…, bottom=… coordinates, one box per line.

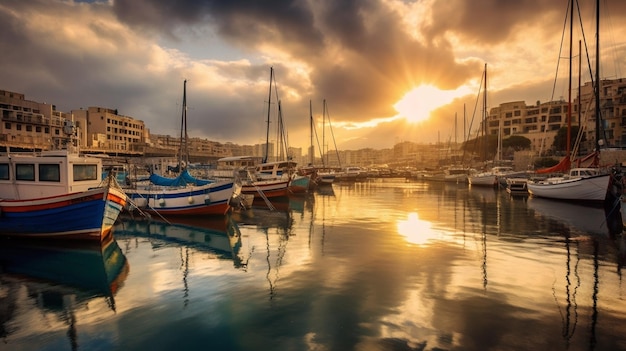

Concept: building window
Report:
left=44, top=127, right=49, bottom=133
left=16, top=164, right=35, bottom=181
left=73, top=164, right=97, bottom=181
left=39, top=164, right=60, bottom=182
left=4, top=122, right=10, bottom=129
left=0, top=164, right=8, bottom=180
left=16, top=124, right=22, bottom=131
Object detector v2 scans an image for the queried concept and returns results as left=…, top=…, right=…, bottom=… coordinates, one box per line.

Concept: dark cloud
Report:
left=2, top=0, right=626, bottom=151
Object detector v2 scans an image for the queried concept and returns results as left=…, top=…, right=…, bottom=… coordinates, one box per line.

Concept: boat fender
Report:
left=187, top=196, right=194, bottom=204
left=158, top=197, right=166, bottom=207
left=204, top=194, right=211, bottom=204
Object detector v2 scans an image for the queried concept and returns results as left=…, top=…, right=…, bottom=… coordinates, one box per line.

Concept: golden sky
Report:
left=1, top=0, right=625, bottom=152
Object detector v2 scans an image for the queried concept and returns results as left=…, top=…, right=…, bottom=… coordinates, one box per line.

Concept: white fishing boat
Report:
left=0, top=147, right=127, bottom=241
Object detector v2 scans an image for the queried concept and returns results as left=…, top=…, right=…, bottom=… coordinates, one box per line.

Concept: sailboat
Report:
left=239, top=67, right=299, bottom=201
left=125, top=80, right=236, bottom=216
left=526, top=0, right=618, bottom=204
left=468, top=64, right=515, bottom=187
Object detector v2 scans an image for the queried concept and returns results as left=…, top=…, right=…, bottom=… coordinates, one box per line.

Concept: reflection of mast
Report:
left=265, top=230, right=289, bottom=300
left=589, top=239, right=599, bottom=350
left=181, top=247, right=190, bottom=308
left=556, top=231, right=580, bottom=345
left=480, top=198, right=488, bottom=291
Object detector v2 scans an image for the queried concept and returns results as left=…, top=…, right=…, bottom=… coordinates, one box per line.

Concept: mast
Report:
left=322, top=99, right=326, bottom=166
left=264, top=67, right=274, bottom=163
left=309, top=100, right=314, bottom=165
left=566, top=0, right=573, bottom=159
left=594, top=0, right=601, bottom=152
left=179, top=79, right=188, bottom=171
left=482, top=63, right=487, bottom=162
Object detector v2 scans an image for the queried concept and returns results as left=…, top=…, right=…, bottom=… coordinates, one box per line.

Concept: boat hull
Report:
left=469, top=174, right=497, bottom=186
left=289, top=175, right=310, bottom=194
left=0, top=187, right=127, bottom=240
left=241, top=179, right=290, bottom=199
left=527, top=174, right=611, bottom=202
left=126, top=180, right=234, bottom=216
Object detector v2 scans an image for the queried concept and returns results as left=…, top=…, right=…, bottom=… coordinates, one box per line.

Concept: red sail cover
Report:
left=535, top=156, right=571, bottom=174
left=535, top=151, right=600, bottom=174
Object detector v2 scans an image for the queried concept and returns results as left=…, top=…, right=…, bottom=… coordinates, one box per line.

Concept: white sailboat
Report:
left=125, top=80, right=236, bottom=216
left=526, top=0, right=616, bottom=204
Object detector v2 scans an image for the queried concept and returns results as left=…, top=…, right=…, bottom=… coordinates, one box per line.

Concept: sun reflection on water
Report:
left=397, top=212, right=439, bottom=246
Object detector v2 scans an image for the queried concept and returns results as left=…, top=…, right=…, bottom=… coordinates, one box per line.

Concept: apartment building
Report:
left=72, top=106, right=146, bottom=153
left=0, top=89, right=76, bottom=150
left=481, top=78, right=626, bottom=153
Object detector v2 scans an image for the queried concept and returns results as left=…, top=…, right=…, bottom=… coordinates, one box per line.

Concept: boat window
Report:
left=73, top=164, right=98, bottom=181
left=39, top=164, right=61, bottom=182
left=0, top=163, right=8, bottom=180
left=16, top=164, right=35, bottom=181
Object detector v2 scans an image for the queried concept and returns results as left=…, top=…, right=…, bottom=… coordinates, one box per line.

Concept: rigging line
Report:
left=466, top=68, right=484, bottom=155
left=312, top=109, right=325, bottom=167
left=324, top=101, right=342, bottom=168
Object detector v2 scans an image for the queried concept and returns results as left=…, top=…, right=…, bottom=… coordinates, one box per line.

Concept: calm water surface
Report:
left=2, top=179, right=626, bottom=351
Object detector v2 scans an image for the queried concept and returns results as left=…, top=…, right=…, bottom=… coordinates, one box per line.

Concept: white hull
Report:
left=126, top=180, right=235, bottom=215
left=526, top=174, right=611, bottom=202
left=468, top=174, right=496, bottom=186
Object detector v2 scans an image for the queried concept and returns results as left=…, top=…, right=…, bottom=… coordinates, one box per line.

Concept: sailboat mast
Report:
left=179, top=79, right=188, bottom=170
left=323, top=99, right=327, bottom=166
left=482, top=63, right=487, bottom=161
left=264, top=67, right=273, bottom=163
left=309, top=100, right=314, bottom=165
left=566, top=0, right=573, bottom=158
left=594, top=0, right=601, bottom=151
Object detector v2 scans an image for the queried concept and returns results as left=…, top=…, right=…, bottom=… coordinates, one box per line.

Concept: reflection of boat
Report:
left=0, top=235, right=128, bottom=298
left=0, top=235, right=129, bottom=348
left=0, top=149, right=127, bottom=240
left=113, top=216, right=246, bottom=268
left=527, top=197, right=622, bottom=237
left=231, top=206, right=293, bottom=234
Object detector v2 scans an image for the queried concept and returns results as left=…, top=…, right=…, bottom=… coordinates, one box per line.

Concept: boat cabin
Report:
left=567, top=168, right=600, bottom=178
left=256, top=161, right=297, bottom=180
left=0, top=150, right=104, bottom=200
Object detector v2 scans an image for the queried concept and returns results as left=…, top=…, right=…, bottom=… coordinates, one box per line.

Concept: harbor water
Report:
left=1, top=178, right=626, bottom=351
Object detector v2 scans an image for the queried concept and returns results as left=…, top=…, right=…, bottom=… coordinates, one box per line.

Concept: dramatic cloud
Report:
left=1, top=0, right=625, bottom=151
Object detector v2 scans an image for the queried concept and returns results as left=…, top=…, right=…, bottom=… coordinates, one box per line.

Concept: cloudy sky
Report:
left=1, top=0, right=625, bottom=154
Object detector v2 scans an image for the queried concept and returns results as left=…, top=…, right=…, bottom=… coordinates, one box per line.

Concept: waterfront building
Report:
left=72, top=106, right=146, bottom=155
left=0, top=89, right=75, bottom=150
left=480, top=78, right=626, bottom=153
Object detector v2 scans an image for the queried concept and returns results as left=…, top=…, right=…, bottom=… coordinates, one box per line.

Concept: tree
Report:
left=552, top=126, right=585, bottom=153
left=502, top=135, right=531, bottom=151
left=462, top=134, right=498, bottom=161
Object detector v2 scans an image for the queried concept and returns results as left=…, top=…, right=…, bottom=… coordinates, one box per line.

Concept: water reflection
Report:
left=0, top=235, right=128, bottom=349
left=397, top=212, right=438, bottom=246
left=113, top=216, right=247, bottom=269
left=527, top=197, right=623, bottom=238
left=4, top=180, right=626, bottom=350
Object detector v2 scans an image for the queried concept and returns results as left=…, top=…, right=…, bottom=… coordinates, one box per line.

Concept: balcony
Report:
left=2, top=111, right=50, bottom=125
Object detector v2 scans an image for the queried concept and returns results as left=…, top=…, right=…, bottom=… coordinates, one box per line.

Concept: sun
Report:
left=394, top=85, right=468, bottom=123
